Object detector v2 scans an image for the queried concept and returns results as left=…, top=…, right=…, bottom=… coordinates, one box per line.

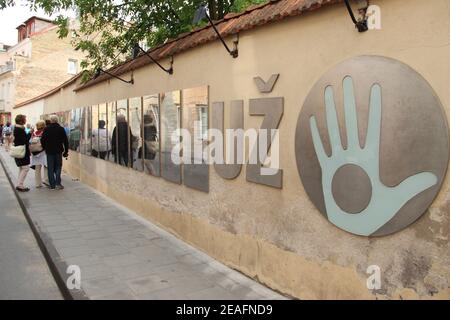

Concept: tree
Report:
left=0, top=0, right=267, bottom=81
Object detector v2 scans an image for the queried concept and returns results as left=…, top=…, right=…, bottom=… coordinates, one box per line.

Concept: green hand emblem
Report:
left=309, top=76, right=437, bottom=236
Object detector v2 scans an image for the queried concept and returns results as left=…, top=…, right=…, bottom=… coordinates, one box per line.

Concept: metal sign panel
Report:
left=295, top=56, right=449, bottom=236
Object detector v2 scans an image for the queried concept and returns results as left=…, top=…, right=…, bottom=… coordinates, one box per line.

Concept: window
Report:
left=68, top=59, right=78, bottom=75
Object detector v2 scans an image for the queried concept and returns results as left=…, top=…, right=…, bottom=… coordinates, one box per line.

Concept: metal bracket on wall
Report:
left=344, top=0, right=369, bottom=32
left=94, top=68, right=134, bottom=85
left=193, top=4, right=239, bottom=58
left=132, top=43, right=174, bottom=75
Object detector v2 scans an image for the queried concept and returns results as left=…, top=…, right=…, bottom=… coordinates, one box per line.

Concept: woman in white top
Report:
left=92, top=120, right=109, bottom=159
left=30, top=120, right=49, bottom=188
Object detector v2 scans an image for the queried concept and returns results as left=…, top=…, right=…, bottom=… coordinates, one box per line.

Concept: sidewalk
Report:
left=0, top=147, right=285, bottom=300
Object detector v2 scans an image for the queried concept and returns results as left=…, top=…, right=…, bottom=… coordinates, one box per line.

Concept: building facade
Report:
left=18, top=0, right=450, bottom=299
left=0, top=16, right=84, bottom=125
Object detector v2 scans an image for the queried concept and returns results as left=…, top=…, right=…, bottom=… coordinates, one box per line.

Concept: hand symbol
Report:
left=309, top=76, right=437, bottom=236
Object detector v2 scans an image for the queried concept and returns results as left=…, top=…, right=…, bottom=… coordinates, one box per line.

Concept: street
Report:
left=0, top=161, right=62, bottom=299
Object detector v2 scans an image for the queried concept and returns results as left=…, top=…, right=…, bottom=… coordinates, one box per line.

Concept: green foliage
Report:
left=0, top=0, right=267, bottom=81
left=229, top=0, right=266, bottom=12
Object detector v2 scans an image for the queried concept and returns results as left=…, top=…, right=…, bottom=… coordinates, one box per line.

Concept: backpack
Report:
left=29, top=135, right=43, bottom=153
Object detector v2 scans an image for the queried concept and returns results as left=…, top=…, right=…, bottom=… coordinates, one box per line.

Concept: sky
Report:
left=0, top=1, right=75, bottom=46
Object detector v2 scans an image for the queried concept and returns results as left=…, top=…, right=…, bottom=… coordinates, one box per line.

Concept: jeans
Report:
left=47, top=153, right=63, bottom=188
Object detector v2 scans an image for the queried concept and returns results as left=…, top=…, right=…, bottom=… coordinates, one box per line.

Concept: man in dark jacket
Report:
left=111, top=114, right=133, bottom=167
left=41, top=114, right=69, bottom=190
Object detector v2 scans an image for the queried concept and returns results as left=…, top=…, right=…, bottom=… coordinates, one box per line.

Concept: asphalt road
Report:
left=0, top=163, right=62, bottom=300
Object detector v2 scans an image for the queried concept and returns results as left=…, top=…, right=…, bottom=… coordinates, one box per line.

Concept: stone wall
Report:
left=14, top=27, right=84, bottom=106
left=42, top=0, right=450, bottom=299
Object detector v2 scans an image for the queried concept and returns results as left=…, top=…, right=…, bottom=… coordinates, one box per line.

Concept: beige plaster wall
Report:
left=43, top=0, right=450, bottom=299
left=12, top=98, right=43, bottom=127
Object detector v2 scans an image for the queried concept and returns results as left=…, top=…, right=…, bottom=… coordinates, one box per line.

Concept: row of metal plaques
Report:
left=45, top=86, right=210, bottom=192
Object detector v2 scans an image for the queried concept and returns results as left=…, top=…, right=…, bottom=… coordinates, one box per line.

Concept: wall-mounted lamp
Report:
left=94, top=67, right=134, bottom=84
left=132, top=43, right=174, bottom=75
left=344, top=0, right=368, bottom=32
left=193, top=4, right=239, bottom=58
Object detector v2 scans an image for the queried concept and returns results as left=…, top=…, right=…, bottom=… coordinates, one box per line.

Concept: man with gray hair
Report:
left=41, top=114, right=69, bottom=190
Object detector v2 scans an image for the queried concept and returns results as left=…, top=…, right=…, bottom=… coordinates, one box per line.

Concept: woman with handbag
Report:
left=30, top=120, right=48, bottom=188
left=12, top=114, right=31, bottom=192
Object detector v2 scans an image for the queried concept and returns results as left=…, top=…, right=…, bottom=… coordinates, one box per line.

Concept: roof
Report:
left=14, top=73, right=82, bottom=108
left=74, top=0, right=341, bottom=92
left=16, top=16, right=54, bottom=30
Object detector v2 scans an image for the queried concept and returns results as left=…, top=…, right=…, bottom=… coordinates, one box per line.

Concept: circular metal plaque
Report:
left=295, top=56, right=449, bottom=237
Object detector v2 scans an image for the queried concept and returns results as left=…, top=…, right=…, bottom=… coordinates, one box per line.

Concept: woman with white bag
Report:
left=30, top=120, right=48, bottom=188
left=11, top=114, right=31, bottom=192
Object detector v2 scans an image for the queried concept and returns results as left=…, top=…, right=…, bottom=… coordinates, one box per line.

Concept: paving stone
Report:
left=70, top=220, right=95, bottom=227
left=104, top=224, right=136, bottom=233
left=226, top=286, right=266, bottom=300
left=39, top=217, right=69, bottom=226
left=79, top=263, right=114, bottom=281
left=44, top=225, right=75, bottom=233
left=37, top=216, right=68, bottom=223
left=53, top=237, right=88, bottom=248
left=86, top=238, right=118, bottom=249
left=186, top=285, right=236, bottom=300
left=137, top=230, right=161, bottom=240
left=96, top=219, right=125, bottom=227
left=127, top=274, right=174, bottom=294
left=76, top=225, right=104, bottom=233
left=103, top=253, right=145, bottom=268
left=115, top=236, right=154, bottom=249
left=82, top=276, right=129, bottom=297
left=46, top=230, right=81, bottom=240
left=94, top=245, right=129, bottom=257
left=176, top=253, right=206, bottom=266
left=91, top=288, right=138, bottom=300
left=65, top=254, right=102, bottom=268
left=92, top=214, right=117, bottom=221
left=165, top=275, right=216, bottom=296
left=112, top=263, right=158, bottom=280
left=108, top=230, right=140, bottom=239
left=66, top=214, right=91, bottom=222
left=129, top=244, right=167, bottom=258
left=148, top=263, right=198, bottom=280
left=80, top=230, right=110, bottom=240
left=138, top=287, right=189, bottom=300
left=57, top=245, right=93, bottom=258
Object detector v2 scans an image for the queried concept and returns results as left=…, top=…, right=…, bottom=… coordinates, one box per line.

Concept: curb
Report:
left=0, top=152, right=89, bottom=300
